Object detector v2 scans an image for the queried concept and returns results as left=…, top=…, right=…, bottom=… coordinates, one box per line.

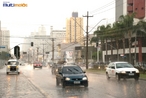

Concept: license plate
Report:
left=74, top=81, right=80, bottom=84
left=129, top=73, right=134, bottom=75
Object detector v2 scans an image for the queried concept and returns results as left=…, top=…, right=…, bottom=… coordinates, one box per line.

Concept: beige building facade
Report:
left=66, top=12, right=84, bottom=45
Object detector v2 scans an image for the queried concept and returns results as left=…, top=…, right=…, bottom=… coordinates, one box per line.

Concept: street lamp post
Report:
left=83, top=13, right=106, bottom=69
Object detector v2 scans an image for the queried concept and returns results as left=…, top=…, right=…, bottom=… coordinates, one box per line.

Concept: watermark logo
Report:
left=3, top=1, right=27, bottom=7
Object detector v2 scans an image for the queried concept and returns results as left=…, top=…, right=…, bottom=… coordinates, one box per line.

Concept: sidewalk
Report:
left=0, top=65, right=4, bottom=69
left=0, top=67, right=46, bottom=98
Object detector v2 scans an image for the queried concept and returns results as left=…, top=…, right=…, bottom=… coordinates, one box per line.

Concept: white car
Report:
left=5, top=59, right=21, bottom=75
left=106, top=61, right=140, bottom=81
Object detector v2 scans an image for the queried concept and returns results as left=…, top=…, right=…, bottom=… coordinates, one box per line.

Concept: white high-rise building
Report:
left=38, top=25, right=46, bottom=35
left=1, top=27, right=10, bottom=50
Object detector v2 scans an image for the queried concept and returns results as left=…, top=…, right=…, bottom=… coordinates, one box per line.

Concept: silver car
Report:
left=5, top=59, right=21, bottom=75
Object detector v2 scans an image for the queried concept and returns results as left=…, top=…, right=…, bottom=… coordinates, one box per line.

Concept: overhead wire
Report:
left=89, top=0, right=115, bottom=15
left=92, top=1, right=127, bottom=17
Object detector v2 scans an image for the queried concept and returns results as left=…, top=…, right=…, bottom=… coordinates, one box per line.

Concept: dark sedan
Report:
left=56, top=64, right=88, bottom=88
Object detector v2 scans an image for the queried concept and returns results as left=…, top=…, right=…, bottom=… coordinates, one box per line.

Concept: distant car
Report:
left=106, top=61, right=140, bottom=81
left=33, top=61, right=42, bottom=69
left=56, top=64, right=88, bottom=88
left=5, top=59, right=21, bottom=75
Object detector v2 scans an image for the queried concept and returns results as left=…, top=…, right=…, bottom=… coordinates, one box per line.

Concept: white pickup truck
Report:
left=5, top=59, right=21, bottom=75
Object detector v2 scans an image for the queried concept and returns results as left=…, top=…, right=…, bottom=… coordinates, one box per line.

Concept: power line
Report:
left=91, top=0, right=127, bottom=16
left=90, top=0, right=115, bottom=14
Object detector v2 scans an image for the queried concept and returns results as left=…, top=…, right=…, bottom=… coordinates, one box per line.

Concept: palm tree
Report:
left=119, top=14, right=135, bottom=63
left=93, top=26, right=104, bottom=62
left=111, top=21, right=124, bottom=61
left=113, top=19, right=127, bottom=61
left=134, top=20, right=146, bottom=62
left=92, top=24, right=112, bottom=62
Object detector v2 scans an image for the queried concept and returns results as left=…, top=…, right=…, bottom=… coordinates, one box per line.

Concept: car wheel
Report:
left=106, top=73, right=110, bottom=80
left=116, top=74, right=121, bottom=81
left=134, top=77, right=139, bottom=81
left=56, top=78, right=59, bottom=86
left=62, top=80, right=66, bottom=88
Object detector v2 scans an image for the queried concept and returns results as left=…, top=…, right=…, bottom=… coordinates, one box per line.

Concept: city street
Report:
left=0, top=64, right=146, bottom=98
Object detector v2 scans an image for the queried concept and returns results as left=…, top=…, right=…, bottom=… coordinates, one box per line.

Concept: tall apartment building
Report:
left=104, top=0, right=146, bottom=63
left=115, top=0, right=145, bottom=21
left=66, top=12, right=84, bottom=45
left=0, top=27, right=10, bottom=51
left=22, top=25, right=47, bottom=52
left=38, top=25, right=46, bottom=35
left=50, top=26, right=66, bottom=60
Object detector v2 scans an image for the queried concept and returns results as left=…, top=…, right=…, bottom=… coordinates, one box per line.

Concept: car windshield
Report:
left=116, top=63, right=134, bottom=68
left=8, top=61, right=19, bottom=65
left=62, top=66, right=83, bottom=74
left=34, top=61, right=41, bottom=64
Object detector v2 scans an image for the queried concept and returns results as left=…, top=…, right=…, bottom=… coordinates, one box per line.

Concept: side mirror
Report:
left=83, top=70, right=86, bottom=73
left=59, top=71, right=62, bottom=74
left=111, top=66, right=115, bottom=69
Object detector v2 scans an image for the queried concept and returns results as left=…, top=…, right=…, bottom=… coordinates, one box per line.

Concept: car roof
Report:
left=111, top=61, right=128, bottom=63
left=8, top=59, right=18, bottom=62
left=63, top=64, right=79, bottom=67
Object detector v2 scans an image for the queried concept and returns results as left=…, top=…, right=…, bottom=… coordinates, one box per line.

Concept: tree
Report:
left=119, top=14, right=135, bottom=63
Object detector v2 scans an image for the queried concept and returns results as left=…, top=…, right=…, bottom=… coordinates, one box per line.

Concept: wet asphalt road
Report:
left=0, top=64, right=146, bottom=98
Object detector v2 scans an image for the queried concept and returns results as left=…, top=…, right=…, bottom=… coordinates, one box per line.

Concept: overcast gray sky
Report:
left=0, top=0, right=115, bottom=47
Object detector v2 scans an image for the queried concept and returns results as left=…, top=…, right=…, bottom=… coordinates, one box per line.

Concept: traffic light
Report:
left=31, top=42, right=33, bottom=46
left=14, top=46, right=20, bottom=59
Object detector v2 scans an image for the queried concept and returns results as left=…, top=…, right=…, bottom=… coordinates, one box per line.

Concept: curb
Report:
left=86, top=71, right=146, bottom=81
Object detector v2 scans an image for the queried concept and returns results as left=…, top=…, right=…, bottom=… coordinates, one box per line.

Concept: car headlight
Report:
left=56, top=69, right=58, bottom=72
left=136, top=70, right=139, bottom=73
left=82, top=77, right=87, bottom=80
left=7, top=66, right=10, bottom=68
left=16, top=66, right=19, bottom=68
left=120, top=71, right=126, bottom=73
left=65, top=77, right=70, bottom=81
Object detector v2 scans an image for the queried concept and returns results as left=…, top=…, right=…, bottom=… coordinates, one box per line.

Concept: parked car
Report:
left=134, top=62, right=146, bottom=73
left=33, top=61, right=42, bottom=69
left=5, top=59, right=21, bottom=75
left=56, top=64, right=88, bottom=88
left=106, top=61, right=140, bottom=81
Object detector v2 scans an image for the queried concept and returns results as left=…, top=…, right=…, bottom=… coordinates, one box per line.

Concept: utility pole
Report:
left=37, top=47, right=39, bottom=61
left=43, top=44, right=44, bottom=64
left=83, top=11, right=93, bottom=69
left=52, top=38, right=54, bottom=63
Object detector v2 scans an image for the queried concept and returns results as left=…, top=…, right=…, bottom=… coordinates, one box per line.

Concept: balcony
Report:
left=127, top=5, right=133, bottom=12
left=127, top=0, right=133, bottom=5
